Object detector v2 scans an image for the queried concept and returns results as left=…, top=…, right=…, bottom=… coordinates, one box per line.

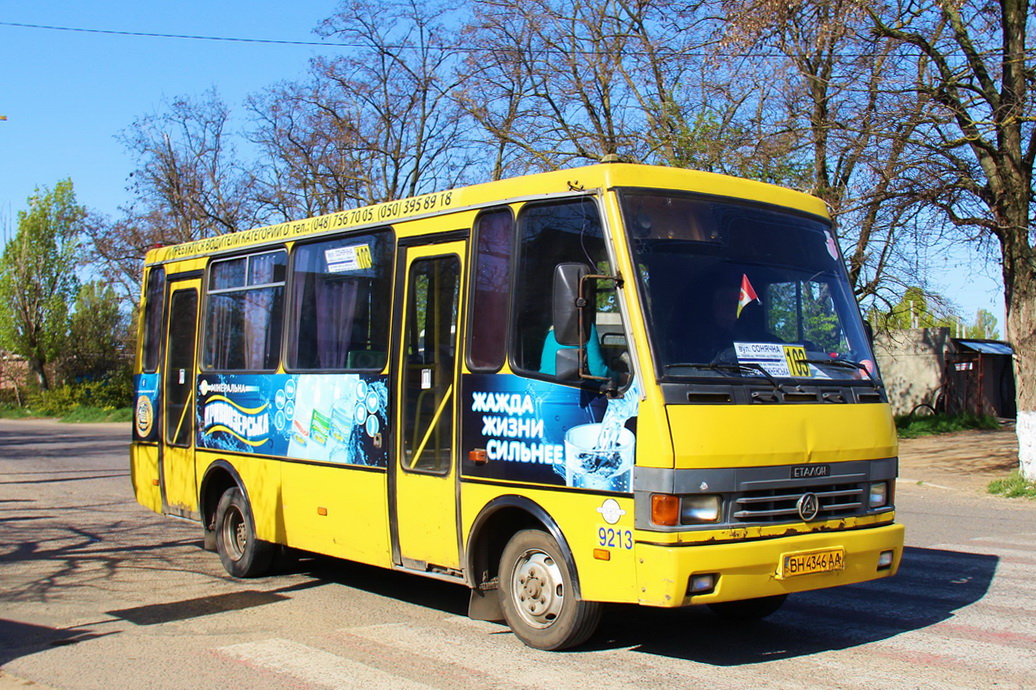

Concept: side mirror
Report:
left=553, top=263, right=594, bottom=347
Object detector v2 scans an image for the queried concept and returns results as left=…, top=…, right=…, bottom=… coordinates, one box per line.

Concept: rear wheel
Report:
left=708, top=594, right=787, bottom=621
left=214, top=487, right=274, bottom=578
left=499, top=529, right=602, bottom=650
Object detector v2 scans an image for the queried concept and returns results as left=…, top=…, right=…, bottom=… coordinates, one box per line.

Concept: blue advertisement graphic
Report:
left=461, top=374, right=639, bottom=492
left=196, top=373, right=389, bottom=467
left=133, top=372, right=161, bottom=442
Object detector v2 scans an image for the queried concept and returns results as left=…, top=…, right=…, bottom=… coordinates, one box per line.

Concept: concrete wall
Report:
left=873, top=327, right=953, bottom=416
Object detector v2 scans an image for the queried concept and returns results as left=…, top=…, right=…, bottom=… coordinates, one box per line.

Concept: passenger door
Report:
left=391, top=240, right=465, bottom=571
left=161, top=278, right=201, bottom=519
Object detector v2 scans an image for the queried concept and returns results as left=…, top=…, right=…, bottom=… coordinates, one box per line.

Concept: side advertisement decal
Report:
left=461, top=374, right=639, bottom=492
left=196, top=373, right=389, bottom=468
left=133, top=373, right=161, bottom=442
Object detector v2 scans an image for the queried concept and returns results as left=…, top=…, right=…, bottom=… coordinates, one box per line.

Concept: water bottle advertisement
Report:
left=195, top=373, right=389, bottom=468
left=461, top=374, right=639, bottom=492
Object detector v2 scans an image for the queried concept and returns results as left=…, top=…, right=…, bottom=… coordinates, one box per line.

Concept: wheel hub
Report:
left=512, top=550, right=565, bottom=628
left=222, top=506, right=246, bottom=561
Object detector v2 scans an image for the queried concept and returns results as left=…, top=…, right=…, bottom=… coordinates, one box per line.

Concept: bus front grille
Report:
left=733, top=482, right=864, bottom=522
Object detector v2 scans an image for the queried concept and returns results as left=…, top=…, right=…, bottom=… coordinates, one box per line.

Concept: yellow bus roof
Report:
left=146, top=163, right=829, bottom=265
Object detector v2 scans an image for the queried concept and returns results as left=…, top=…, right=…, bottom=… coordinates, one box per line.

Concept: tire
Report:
left=499, top=529, right=602, bottom=650
left=214, top=486, right=274, bottom=578
left=910, top=403, right=936, bottom=417
left=708, top=594, right=787, bottom=621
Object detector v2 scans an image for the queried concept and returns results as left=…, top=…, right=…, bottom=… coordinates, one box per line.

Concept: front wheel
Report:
left=214, top=486, right=274, bottom=578
left=499, top=529, right=602, bottom=650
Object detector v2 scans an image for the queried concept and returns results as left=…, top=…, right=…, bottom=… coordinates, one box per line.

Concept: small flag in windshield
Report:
left=737, top=274, right=760, bottom=318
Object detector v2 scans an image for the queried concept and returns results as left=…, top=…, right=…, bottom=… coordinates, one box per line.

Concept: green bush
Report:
left=0, top=403, right=34, bottom=419
left=26, top=370, right=133, bottom=416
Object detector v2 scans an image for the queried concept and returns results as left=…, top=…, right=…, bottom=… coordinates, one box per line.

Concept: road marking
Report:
left=218, top=638, right=434, bottom=689
left=214, top=533, right=1036, bottom=689
left=339, top=619, right=749, bottom=689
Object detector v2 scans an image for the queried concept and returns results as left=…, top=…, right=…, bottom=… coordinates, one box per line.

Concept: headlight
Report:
left=869, top=481, right=889, bottom=508
left=680, top=495, right=721, bottom=523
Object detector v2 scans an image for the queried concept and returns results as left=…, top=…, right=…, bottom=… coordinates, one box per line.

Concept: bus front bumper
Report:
left=635, top=523, right=905, bottom=607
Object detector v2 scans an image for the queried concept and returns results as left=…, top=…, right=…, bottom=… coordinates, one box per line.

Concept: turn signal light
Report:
left=651, top=494, right=680, bottom=526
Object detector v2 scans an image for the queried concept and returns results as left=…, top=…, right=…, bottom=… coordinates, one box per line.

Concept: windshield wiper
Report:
left=802, top=358, right=878, bottom=387
left=664, top=362, right=784, bottom=390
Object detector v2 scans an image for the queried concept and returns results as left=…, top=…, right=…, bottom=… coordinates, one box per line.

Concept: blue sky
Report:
left=0, top=1, right=1008, bottom=328
left=0, top=1, right=330, bottom=225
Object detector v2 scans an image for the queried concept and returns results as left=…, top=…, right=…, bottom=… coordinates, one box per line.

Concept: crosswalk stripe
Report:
left=218, top=638, right=435, bottom=690
left=212, top=533, right=1036, bottom=689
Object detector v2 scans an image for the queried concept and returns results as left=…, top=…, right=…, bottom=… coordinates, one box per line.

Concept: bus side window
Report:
left=141, top=266, right=165, bottom=373
left=203, top=251, right=286, bottom=371
left=286, top=231, right=393, bottom=371
left=467, top=209, right=513, bottom=372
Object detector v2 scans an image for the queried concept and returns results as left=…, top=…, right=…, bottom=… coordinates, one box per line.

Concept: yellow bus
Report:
left=130, top=163, right=904, bottom=650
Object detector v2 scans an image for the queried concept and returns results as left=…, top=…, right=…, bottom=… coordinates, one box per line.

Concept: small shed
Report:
left=944, top=339, right=1016, bottom=418
left=872, top=328, right=1016, bottom=418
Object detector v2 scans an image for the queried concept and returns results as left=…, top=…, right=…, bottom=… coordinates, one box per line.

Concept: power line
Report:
left=0, top=20, right=903, bottom=58
left=2, top=20, right=1030, bottom=62
left=0, top=21, right=343, bottom=48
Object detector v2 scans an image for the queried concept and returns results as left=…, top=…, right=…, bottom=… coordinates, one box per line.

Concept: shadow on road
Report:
left=277, top=544, right=996, bottom=662
left=597, top=545, right=997, bottom=662
left=0, top=539, right=999, bottom=668
left=0, top=426, right=128, bottom=461
left=0, top=619, right=117, bottom=664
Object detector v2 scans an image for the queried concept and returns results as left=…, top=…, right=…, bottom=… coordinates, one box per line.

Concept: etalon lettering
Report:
left=791, top=464, right=829, bottom=478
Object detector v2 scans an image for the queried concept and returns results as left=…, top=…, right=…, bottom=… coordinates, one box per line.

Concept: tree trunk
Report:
left=1005, top=256, right=1036, bottom=481
left=29, top=357, right=49, bottom=391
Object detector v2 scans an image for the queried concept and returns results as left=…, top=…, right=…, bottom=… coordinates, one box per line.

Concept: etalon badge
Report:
left=797, top=492, right=820, bottom=521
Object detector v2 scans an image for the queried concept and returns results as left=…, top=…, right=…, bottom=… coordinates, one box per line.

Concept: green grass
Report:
left=895, top=412, right=1001, bottom=438
left=0, top=404, right=38, bottom=419
left=988, top=471, right=1036, bottom=499
left=0, top=403, right=132, bottom=423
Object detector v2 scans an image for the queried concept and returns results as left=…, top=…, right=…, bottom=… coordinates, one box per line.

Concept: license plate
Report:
left=778, top=548, right=845, bottom=579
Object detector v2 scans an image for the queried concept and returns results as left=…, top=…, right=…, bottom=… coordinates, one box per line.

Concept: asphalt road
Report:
left=2, top=418, right=1035, bottom=689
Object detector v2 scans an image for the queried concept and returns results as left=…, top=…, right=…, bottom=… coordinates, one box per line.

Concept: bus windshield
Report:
left=620, top=191, right=877, bottom=383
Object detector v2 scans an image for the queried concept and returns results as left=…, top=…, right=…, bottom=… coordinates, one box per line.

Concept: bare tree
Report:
left=869, top=0, right=1036, bottom=479
left=460, top=0, right=643, bottom=170
left=717, top=0, right=936, bottom=311
left=246, top=77, right=370, bottom=220
left=455, top=3, right=542, bottom=178
left=85, top=90, right=255, bottom=303
left=458, top=0, right=809, bottom=183
left=118, top=89, right=256, bottom=239
left=313, top=0, right=473, bottom=202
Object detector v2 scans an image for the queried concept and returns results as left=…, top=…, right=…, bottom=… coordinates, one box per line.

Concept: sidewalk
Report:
left=898, top=424, right=1022, bottom=497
